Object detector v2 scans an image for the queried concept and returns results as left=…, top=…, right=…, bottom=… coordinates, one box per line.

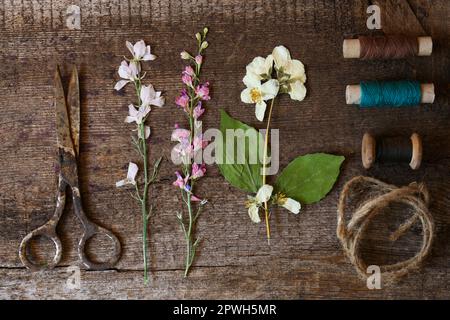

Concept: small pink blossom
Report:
left=182, top=74, right=193, bottom=87
left=193, top=134, right=208, bottom=151
left=195, top=55, right=203, bottom=65
left=193, top=102, right=205, bottom=119
left=191, top=163, right=206, bottom=180
left=195, top=82, right=210, bottom=101
left=173, top=171, right=189, bottom=189
left=184, top=66, right=195, bottom=77
left=171, top=128, right=191, bottom=142
left=175, top=89, right=190, bottom=109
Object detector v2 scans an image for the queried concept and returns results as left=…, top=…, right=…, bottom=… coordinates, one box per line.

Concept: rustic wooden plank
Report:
left=0, top=0, right=449, bottom=299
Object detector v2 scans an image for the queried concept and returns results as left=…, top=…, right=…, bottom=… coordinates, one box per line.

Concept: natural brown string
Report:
left=359, top=35, right=419, bottom=59
left=337, top=176, right=434, bottom=286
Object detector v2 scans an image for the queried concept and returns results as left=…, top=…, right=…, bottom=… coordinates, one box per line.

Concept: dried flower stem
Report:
left=174, top=28, right=210, bottom=277
left=262, top=98, right=276, bottom=245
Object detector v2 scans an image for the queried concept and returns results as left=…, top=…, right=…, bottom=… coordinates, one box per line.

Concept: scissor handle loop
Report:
left=78, top=223, right=122, bottom=270
left=18, top=224, right=63, bottom=272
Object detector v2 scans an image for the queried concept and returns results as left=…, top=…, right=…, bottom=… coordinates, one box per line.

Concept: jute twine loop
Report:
left=337, top=176, right=434, bottom=285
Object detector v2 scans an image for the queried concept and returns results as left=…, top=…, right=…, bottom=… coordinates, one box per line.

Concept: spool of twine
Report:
left=361, top=132, right=422, bottom=170
left=337, top=176, right=434, bottom=286
left=343, top=35, right=433, bottom=59
left=360, top=35, right=418, bottom=59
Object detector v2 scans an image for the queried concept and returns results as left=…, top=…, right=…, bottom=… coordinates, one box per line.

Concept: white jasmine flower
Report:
left=271, top=45, right=307, bottom=101
left=125, top=104, right=151, bottom=125
left=245, top=55, right=273, bottom=80
left=240, top=73, right=279, bottom=121
left=114, top=61, right=140, bottom=91
left=275, top=193, right=301, bottom=214
left=140, top=84, right=165, bottom=108
left=245, top=184, right=273, bottom=223
left=116, top=162, right=138, bottom=187
left=126, top=40, right=156, bottom=61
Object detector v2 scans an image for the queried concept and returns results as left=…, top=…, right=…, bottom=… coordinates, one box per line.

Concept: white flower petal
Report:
left=114, top=80, right=129, bottom=91
left=261, top=79, right=279, bottom=100
left=285, top=59, right=306, bottom=83
left=118, top=63, right=131, bottom=79
left=272, top=45, right=291, bottom=69
left=129, top=61, right=140, bottom=78
left=126, top=41, right=134, bottom=56
left=144, top=126, right=151, bottom=139
left=255, top=101, right=267, bottom=121
left=248, top=204, right=261, bottom=223
left=127, top=162, right=138, bottom=180
left=115, top=179, right=127, bottom=187
left=151, top=95, right=165, bottom=107
left=264, top=54, right=274, bottom=73
left=125, top=116, right=136, bottom=123
left=240, top=87, right=254, bottom=104
left=243, top=72, right=261, bottom=88
left=282, top=198, right=301, bottom=214
left=246, top=56, right=267, bottom=76
left=255, top=184, right=273, bottom=203
left=133, top=40, right=146, bottom=58
left=289, top=81, right=307, bottom=101
left=128, top=104, right=138, bottom=117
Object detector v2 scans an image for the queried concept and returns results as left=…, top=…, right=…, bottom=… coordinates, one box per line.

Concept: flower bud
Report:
left=203, top=27, right=208, bottom=35
left=195, top=32, right=201, bottom=41
left=200, top=41, right=208, bottom=50
left=180, top=51, right=191, bottom=60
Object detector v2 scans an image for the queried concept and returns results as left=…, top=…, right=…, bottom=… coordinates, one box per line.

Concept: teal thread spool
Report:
left=346, top=81, right=435, bottom=107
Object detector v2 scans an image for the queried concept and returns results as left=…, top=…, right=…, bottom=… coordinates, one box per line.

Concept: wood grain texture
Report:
left=0, top=0, right=449, bottom=299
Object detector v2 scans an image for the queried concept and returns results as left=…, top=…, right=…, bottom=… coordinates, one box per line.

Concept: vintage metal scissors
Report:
left=19, top=66, right=121, bottom=271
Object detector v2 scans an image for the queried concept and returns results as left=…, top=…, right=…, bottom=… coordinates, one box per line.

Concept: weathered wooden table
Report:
left=0, top=0, right=449, bottom=299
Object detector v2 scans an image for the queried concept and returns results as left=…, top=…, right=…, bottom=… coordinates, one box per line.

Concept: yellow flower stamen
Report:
left=250, top=88, right=262, bottom=103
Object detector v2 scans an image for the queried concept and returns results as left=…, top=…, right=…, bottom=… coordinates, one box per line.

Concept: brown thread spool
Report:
left=361, top=133, right=422, bottom=170
left=343, top=35, right=432, bottom=59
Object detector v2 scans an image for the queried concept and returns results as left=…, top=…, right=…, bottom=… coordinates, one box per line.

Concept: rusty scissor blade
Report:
left=54, top=66, right=76, bottom=156
left=67, top=66, right=80, bottom=157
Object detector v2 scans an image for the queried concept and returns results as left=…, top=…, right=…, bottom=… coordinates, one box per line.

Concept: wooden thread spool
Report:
left=346, top=83, right=435, bottom=105
left=343, top=36, right=433, bottom=58
left=361, top=133, right=422, bottom=170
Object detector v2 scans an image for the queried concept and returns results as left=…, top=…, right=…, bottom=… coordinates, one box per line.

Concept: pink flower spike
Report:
left=184, top=66, right=195, bottom=77
left=191, top=195, right=202, bottom=202
left=195, top=55, right=203, bottom=65
left=195, top=82, right=210, bottom=101
left=193, top=102, right=205, bottom=119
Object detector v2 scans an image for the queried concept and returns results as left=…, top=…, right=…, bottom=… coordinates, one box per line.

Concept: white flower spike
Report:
left=116, top=162, right=139, bottom=187
left=126, top=40, right=156, bottom=62
left=241, top=73, right=279, bottom=121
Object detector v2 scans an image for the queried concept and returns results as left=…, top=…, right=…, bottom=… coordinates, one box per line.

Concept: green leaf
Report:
left=217, top=109, right=265, bottom=193
left=275, top=153, right=345, bottom=204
